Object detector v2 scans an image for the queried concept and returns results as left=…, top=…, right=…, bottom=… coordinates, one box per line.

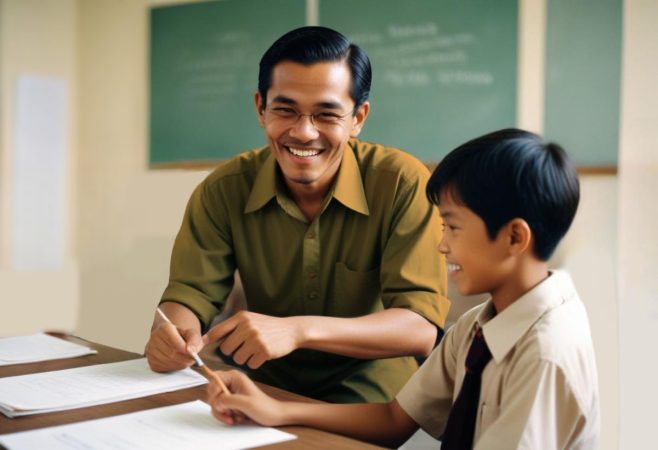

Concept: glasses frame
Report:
left=264, top=105, right=355, bottom=130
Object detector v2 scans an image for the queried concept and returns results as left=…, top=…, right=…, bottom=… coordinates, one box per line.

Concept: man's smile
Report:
left=286, top=146, right=323, bottom=157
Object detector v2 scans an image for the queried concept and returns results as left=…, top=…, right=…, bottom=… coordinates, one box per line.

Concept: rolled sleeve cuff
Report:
left=388, top=291, right=451, bottom=330
left=160, top=282, right=221, bottom=329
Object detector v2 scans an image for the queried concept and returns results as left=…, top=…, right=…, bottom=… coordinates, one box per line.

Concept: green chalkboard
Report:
left=320, top=0, right=518, bottom=162
left=544, top=0, right=622, bottom=168
left=149, top=0, right=305, bottom=166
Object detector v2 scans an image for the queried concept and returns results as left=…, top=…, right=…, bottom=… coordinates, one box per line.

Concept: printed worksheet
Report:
left=0, top=334, right=96, bottom=366
left=0, top=400, right=296, bottom=450
left=0, top=358, right=207, bottom=417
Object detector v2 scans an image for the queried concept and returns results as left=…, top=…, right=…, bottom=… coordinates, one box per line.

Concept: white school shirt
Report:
left=396, top=270, right=600, bottom=449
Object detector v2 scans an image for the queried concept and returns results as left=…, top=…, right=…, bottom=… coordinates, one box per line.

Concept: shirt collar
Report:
left=476, top=270, right=578, bottom=364
left=244, top=151, right=277, bottom=214
left=332, top=141, right=369, bottom=216
left=244, top=142, right=370, bottom=216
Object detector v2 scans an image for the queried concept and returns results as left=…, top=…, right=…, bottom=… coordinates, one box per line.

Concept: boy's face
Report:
left=438, top=191, right=512, bottom=298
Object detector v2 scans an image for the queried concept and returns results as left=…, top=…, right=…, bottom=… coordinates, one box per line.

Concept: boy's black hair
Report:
left=427, top=128, right=580, bottom=261
left=258, top=26, right=372, bottom=111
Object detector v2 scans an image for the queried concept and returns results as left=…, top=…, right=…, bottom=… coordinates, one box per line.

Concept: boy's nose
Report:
left=438, top=238, right=449, bottom=254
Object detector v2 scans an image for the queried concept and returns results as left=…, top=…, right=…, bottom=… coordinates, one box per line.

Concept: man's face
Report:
left=255, top=60, right=369, bottom=194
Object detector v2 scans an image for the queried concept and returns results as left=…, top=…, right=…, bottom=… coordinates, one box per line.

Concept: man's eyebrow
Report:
left=269, top=96, right=346, bottom=111
left=270, top=95, right=296, bottom=105
left=315, top=101, right=345, bottom=110
left=440, top=211, right=454, bottom=219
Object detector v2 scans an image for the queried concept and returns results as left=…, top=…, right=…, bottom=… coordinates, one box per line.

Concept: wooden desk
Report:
left=0, top=334, right=382, bottom=449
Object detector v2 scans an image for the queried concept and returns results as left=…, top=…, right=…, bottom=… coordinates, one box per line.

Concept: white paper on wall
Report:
left=12, top=74, right=68, bottom=270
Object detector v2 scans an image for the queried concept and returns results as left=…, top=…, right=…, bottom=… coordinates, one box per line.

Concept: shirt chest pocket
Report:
left=330, top=262, right=382, bottom=317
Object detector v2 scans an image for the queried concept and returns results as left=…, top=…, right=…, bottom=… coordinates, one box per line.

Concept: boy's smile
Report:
left=446, top=262, right=462, bottom=275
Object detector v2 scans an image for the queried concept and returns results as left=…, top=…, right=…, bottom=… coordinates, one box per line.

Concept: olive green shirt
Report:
left=161, top=138, right=450, bottom=403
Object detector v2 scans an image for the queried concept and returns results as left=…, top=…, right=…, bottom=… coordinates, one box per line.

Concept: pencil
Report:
left=156, top=307, right=231, bottom=396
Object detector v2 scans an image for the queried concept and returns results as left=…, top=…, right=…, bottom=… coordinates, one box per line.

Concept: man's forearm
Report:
left=152, top=301, right=202, bottom=332
left=296, top=308, right=437, bottom=359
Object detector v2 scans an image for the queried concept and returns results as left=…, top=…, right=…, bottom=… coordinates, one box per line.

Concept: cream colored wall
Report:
left=0, top=0, right=79, bottom=335
left=75, top=0, right=207, bottom=351
left=618, top=0, right=658, bottom=447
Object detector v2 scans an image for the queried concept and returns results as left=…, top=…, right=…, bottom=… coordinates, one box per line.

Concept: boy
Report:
left=206, top=128, right=600, bottom=449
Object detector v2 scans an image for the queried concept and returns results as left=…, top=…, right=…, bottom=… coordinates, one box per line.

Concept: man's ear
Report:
left=507, top=218, right=532, bottom=256
left=254, top=91, right=265, bottom=128
left=349, top=101, right=370, bottom=137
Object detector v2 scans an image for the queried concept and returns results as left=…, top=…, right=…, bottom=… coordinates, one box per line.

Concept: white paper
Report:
left=0, top=358, right=207, bottom=417
left=12, top=74, right=68, bottom=270
left=0, top=333, right=96, bottom=366
left=0, top=400, right=296, bottom=450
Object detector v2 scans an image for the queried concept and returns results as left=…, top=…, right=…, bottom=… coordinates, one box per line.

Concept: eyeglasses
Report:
left=265, top=106, right=353, bottom=129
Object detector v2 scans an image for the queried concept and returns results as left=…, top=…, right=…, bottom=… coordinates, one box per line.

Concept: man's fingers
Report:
left=148, top=345, right=192, bottom=371
left=146, top=326, right=197, bottom=371
left=156, top=321, right=189, bottom=353
left=218, top=327, right=249, bottom=356
left=232, top=340, right=259, bottom=365
left=179, top=328, right=204, bottom=354
left=203, top=318, right=237, bottom=344
left=246, top=351, right=267, bottom=369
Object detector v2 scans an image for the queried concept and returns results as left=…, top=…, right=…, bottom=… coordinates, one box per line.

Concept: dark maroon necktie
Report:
left=441, top=328, right=492, bottom=450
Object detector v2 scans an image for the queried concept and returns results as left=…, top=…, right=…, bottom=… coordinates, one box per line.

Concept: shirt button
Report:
left=307, top=232, right=315, bottom=239
left=309, top=291, right=317, bottom=299
left=308, top=271, right=317, bottom=279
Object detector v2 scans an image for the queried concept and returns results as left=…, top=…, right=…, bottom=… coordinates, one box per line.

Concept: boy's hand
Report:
left=207, top=370, right=285, bottom=426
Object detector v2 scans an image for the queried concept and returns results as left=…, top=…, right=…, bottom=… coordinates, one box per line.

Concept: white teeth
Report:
left=448, top=263, right=462, bottom=273
left=288, top=147, right=320, bottom=157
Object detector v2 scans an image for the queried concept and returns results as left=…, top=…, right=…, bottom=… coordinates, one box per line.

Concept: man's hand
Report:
left=207, top=370, right=285, bottom=426
left=145, top=302, right=204, bottom=372
left=203, top=311, right=303, bottom=369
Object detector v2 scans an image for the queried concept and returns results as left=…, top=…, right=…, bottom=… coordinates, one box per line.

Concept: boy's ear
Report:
left=506, top=218, right=532, bottom=256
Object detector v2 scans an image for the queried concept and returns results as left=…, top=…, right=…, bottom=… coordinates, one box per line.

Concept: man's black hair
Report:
left=426, top=128, right=580, bottom=261
left=258, top=26, right=371, bottom=111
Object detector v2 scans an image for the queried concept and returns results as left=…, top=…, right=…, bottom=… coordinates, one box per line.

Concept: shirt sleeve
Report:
left=396, top=321, right=459, bottom=438
left=160, top=178, right=236, bottom=329
left=379, top=169, right=450, bottom=328
left=475, top=358, right=589, bottom=450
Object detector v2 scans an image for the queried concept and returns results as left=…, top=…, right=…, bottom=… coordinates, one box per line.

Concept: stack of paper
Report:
left=0, top=400, right=296, bottom=450
left=0, top=358, right=207, bottom=417
left=0, top=333, right=97, bottom=366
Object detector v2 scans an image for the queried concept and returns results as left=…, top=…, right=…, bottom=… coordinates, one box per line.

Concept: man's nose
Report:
left=289, top=114, right=320, bottom=141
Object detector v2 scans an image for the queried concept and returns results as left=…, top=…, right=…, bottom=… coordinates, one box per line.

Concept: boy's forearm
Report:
left=282, top=400, right=418, bottom=448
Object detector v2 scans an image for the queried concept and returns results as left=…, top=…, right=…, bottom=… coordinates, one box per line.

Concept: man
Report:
left=145, top=26, right=450, bottom=403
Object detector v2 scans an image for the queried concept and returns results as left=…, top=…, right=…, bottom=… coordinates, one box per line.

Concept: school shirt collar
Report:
left=475, top=270, right=578, bottom=364
left=244, top=142, right=369, bottom=216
